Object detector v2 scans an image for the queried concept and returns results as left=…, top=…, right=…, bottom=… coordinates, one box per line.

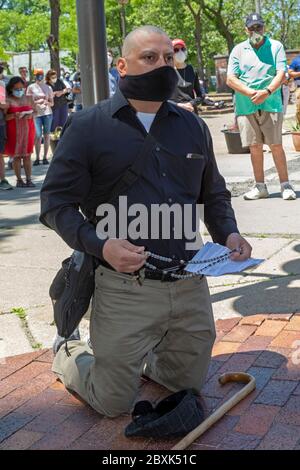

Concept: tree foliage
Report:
left=0, top=0, right=299, bottom=78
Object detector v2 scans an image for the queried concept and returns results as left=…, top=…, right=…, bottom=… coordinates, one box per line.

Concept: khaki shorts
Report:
left=237, top=111, right=283, bottom=147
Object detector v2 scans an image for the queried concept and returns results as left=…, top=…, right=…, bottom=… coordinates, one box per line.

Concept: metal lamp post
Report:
left=118, top=0, right=129, bottom=40
left=76, top=0, right=109, bottom=107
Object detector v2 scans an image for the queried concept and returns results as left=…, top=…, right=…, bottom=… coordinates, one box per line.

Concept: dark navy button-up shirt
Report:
left=40, top=88, right=239, bottom=263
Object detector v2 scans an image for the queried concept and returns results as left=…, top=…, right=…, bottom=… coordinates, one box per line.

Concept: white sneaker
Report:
left=281, top=183, right=297, bottom=200
left=244, top=184, right=269, bottom=200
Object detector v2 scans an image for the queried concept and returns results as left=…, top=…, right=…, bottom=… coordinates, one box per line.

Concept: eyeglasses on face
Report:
left=174, top=47, right=186, bottom=53
left=248, top=25, right=263, bottom=32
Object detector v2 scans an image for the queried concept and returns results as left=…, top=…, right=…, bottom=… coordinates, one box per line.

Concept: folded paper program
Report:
left=185, top=242, right=263, bottom=276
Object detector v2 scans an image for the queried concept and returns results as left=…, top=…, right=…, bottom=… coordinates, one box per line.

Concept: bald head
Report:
left=117, top=25, right=174, bottom=80
left=122, top=25, right=171, bottom=57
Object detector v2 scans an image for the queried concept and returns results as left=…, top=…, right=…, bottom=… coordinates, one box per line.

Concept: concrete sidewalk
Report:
left=1, top=106, right=300, bottom=358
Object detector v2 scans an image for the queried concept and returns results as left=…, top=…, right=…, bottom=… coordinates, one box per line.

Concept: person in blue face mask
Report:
left=27, top=68, right=54, bottom=165
left=0, top=70, right=13, bottom=191
left=5, top=77, right=36, bottom=187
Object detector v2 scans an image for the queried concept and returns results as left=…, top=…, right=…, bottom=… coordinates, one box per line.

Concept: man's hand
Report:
left=246, top=88, right=257, bottom=98
left=251, top=89, right=269, bottom=105
left=226, top=233, right=252, bottom=261
left=177, top=102, right=194, bottom=113
left=0, top=102, right=9, bottom=111
left=102, top=239, right=148, bottom=273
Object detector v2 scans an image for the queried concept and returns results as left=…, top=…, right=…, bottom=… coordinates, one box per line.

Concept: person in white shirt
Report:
left=26, top=68, right=54, bottom=165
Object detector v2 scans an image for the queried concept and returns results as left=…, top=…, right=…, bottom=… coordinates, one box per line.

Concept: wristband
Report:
left=265, top=87, right=272, bottom=95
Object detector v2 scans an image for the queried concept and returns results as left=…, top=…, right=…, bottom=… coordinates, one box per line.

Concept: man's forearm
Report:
left=41, top=205, right=106, bottom=261
left=226, top=75, right=254, bottom=97
left=288, top=70, right=300, bottom=79
left=267, top=70, right=285, bottom=93
left=205, top=199, right=239, bottom=246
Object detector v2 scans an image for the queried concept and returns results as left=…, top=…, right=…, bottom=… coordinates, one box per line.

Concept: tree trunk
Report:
left=210, top=12, right=235, bottom=52
left=200, top=0, right=235, bottom=53
left=47, top=0, right=61, bottom=74
left=184, top=1, right=205, bottom=80
left=195, top=14, right=205, bottom=81
left=29, top=47, right=33, bottom=81
left=222, top=27, right=235, bottom=53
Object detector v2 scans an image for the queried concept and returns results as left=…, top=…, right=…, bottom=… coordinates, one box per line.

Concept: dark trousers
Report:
left=51, top=105, right=69, bottom=132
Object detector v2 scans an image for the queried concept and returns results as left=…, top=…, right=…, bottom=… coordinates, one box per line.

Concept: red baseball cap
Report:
left=172, top=39, right=187, bottom=49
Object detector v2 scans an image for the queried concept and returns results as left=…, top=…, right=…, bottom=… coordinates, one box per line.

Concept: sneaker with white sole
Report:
left=0, top=178, right=13, bottom=190
left=52, top=327, right=81, bottom=355
left=281, top=183, right=297, bottom=200
left=243, top=183, right=269, bottom=200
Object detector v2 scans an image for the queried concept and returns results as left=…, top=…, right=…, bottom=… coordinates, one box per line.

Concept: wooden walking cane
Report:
left=172, top=372, right=256, bottom=450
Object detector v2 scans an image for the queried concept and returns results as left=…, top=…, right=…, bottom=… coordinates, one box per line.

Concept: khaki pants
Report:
left=296, top=87, right=300, bottom=125
left=52, top=265, right=216, bottom=417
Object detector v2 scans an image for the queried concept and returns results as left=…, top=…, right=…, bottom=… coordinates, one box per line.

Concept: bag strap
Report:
left=63, top=111, right=157, bottom=204
left=106, top=133, right=157, bottom=204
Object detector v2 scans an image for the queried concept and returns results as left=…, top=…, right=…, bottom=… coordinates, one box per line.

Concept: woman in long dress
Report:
left=5, top=77, right=36, bottom=187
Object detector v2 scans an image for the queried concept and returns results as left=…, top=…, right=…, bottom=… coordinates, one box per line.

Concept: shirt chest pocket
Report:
left=173, top=152, right=206, bottom=199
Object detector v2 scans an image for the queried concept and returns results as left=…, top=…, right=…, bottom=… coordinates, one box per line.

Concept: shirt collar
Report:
left=110, top=87, right=180, bottom=118
left=246, top=35, right=269, bottom=50
left=110, top=87, right=131, bottom=116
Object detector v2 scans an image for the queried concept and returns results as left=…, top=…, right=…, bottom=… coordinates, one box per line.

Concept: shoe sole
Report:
left=243, top=194, right=269, bottom=200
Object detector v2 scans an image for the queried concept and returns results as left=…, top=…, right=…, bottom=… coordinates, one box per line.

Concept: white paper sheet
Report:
left=185, top=242, right=264, bottom=277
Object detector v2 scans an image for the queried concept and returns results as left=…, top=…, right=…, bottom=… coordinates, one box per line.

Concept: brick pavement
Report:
left=0, top=313, right=299, bottom=450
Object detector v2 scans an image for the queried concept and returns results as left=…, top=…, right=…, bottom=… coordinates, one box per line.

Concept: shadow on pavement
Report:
left=211, top=244, right=300, bottom=316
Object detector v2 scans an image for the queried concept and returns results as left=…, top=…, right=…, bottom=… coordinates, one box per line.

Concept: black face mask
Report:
left=119, top=65, right=178, bottom=102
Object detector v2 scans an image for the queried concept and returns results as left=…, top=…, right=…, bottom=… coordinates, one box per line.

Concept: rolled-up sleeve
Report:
left=199, top=122, right=239, bottom=245
left=275, top=43, right=287, bottom=72
left=40, top=113, right=107, bottom=260
left=227, top=45, right=241, bottom=77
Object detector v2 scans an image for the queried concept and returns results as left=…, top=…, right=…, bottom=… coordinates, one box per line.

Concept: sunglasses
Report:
left=248, top=25, right=264, bottom=32
left=174, top=47, right=186, bottom=53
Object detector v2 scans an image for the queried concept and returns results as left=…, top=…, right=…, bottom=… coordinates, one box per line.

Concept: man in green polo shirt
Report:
left=227, top=12, right=296, bottom=201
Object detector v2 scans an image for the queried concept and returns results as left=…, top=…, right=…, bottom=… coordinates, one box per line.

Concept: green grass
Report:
left=10, top=307, right=27, bottom=320
left=10, top=307, right=43, bottom=350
